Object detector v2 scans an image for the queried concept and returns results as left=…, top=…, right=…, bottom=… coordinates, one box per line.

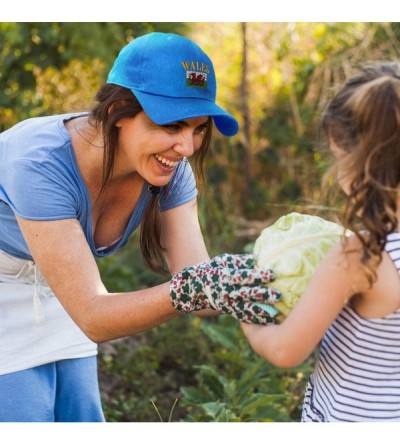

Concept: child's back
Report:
left=302, top=233, right=400, bottom=421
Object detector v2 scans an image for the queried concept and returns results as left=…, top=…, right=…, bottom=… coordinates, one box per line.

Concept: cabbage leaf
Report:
left=253, top=212, right=350, bottom=322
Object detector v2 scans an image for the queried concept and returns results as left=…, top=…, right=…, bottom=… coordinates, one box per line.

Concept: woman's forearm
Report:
left=77, top=281, right=179, bottom=343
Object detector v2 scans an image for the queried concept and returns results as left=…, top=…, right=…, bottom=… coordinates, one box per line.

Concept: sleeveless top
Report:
left=301, top=231, right=400, bottom=422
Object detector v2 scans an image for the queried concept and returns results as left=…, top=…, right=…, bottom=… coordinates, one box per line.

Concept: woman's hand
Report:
left=170, top=253, right=281, bottom=324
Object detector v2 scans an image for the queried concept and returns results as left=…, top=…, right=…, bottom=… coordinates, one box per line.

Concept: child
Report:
left=241, top=61, right=400, bottom=422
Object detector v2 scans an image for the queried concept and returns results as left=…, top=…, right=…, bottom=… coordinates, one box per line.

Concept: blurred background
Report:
left=1, top=22, right=399, bottom=421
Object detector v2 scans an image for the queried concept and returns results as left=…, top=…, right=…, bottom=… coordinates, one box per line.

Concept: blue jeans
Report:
left=0, top=356, right=105, bottom=422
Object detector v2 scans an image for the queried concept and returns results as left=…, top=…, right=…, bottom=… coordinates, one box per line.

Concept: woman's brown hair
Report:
left=321, top=62, right=400, bottom=284
left=89, top=84, right=212, bottom=274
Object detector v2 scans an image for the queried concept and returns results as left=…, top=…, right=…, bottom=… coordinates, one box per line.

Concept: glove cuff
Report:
left=170, top=272, right=194, bottom=313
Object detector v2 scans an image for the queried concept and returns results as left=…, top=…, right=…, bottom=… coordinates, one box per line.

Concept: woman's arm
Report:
left=16, top=197, right=212, bottom=343
left=16, top=215, right=178, bottom=343
left=161, top=197, right=221, bottom=317
left=241, top=238, right=371, bottom=368
left=160, top=197, right=210, bottom=273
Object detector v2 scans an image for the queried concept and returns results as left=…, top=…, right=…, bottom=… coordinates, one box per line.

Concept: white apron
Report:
left=0, top=249, right=97, bottom=375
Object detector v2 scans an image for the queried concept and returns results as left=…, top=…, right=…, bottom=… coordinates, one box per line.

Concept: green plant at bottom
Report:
left=98, top=315, right=213, bottom=422
left=99, top=313, right=313, bottom=422
left=180, top=316, right=314, bottom=422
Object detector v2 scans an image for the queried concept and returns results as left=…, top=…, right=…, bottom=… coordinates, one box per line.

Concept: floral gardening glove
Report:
left=170, top=253, right=281, bottom=324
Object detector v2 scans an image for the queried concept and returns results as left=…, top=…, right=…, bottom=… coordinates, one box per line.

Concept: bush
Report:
left=98, top=315, right=314, bottom=422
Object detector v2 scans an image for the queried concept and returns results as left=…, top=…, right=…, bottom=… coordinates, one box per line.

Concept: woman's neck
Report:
left=66, top=116, right=105, bottom=191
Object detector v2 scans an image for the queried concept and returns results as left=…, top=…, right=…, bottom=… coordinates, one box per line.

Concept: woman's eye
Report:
left=195, top=125, right=208, bottom=135
left=163, top=124, right=180, bottom=132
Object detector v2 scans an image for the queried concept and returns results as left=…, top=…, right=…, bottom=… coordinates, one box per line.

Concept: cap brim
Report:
left=132, top=89, right=239, bottom=137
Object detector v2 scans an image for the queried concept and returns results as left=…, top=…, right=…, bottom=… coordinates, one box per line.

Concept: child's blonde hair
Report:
left=322, top=62, right=400, bottom=284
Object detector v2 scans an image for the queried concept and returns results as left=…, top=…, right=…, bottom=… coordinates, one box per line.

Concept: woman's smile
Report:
left=154, top=153, right=180, bottom=173
left=154, top=154, right=179, bottom=168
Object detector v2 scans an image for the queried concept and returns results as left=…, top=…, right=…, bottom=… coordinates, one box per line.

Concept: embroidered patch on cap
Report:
left=186, top=71, right=208, bottom=88
left=181, top=61, right=210, bottom=89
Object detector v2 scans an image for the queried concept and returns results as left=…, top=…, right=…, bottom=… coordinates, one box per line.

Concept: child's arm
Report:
left=241, top=236, right=370, bottom=368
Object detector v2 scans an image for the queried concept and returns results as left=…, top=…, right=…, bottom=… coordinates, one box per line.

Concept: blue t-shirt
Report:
left=0, top=113, right=197, bottom=260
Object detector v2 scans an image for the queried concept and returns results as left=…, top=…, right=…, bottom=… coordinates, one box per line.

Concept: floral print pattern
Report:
left=170, top=253, right=281, bottom=324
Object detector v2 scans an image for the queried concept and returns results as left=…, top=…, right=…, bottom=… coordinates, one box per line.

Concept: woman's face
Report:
left=114, top=111, right=209, bottom=186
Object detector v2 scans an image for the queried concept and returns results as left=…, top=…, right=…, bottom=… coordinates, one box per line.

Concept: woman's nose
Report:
left=174, top=132, right=195, bottom=158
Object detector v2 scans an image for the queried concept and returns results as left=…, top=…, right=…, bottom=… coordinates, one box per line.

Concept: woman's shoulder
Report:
left=1, top=112, right=87, bottom=163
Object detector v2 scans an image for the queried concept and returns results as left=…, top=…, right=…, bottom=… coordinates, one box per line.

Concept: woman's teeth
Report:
left=155, top=154, right=178, bottom=167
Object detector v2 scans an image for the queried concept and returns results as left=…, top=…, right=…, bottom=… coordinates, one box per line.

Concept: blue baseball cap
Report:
left=107, top=32, right=238, bottom=137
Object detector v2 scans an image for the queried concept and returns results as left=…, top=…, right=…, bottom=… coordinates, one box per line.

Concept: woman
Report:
left=0, top=32, right=279, bottom=421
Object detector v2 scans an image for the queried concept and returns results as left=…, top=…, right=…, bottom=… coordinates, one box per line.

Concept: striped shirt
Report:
left=301, top=232, right=400, bottom=422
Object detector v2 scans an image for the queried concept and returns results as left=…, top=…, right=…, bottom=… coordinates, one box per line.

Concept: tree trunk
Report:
left=240, top=22, right=252, bottom=207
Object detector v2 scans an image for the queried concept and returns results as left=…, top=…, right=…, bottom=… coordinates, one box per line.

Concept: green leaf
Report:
left=236, top=359, right=269, bottom=396
left=180, top=386, right=212, bottom=404
left=215, top=408, right=241, bottom=422
left=223, top=380, right=239, bottom=401
left=195, top=364, right=227, bottom=398
left=200, top=320, right=239, bottom=350
left=200, top=401, right=226, bottom=418
left=240, top=394, right=287, bottom=417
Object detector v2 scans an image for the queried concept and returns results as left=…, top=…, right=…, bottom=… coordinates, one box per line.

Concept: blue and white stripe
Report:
left=302, top=232, right=400, bottom=422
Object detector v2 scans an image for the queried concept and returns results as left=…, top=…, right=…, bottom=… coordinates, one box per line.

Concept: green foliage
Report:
left=98, top=315, right=217, bottom=422
left=97, top=232, right=165, bottom=292
left=0, top=22, right=187, bottom=127
left=180, top=316, right=313, bottom=422
left=98, top=314, right=313, bottom=422
left=197, top=187, right=243, bottom=257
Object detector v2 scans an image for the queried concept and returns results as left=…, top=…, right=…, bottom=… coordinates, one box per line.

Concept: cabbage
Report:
left=253, top=212, right=349, bottom=322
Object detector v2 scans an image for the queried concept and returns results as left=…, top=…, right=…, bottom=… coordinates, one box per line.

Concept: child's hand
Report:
left=170, top=253, right=281, bottom=324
